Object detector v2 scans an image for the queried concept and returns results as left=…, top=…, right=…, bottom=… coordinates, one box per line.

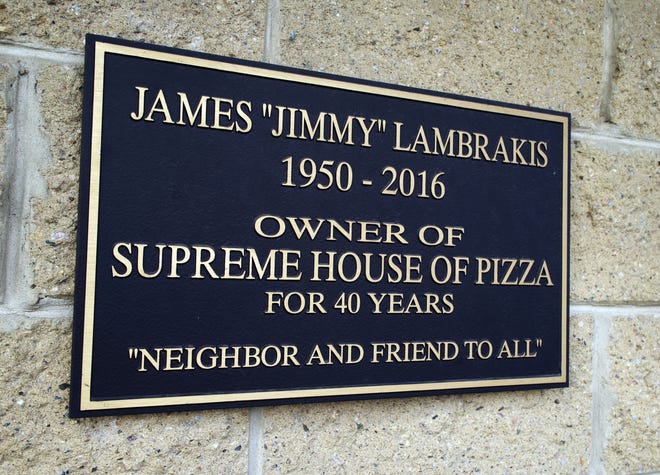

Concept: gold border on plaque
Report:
left=79, top=40, right=570, bottom=412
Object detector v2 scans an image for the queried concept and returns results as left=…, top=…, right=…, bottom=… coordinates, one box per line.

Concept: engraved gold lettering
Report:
left=192, top=245, right=219, bottom=279
left=518, top=258, right=535, bottom=286
left=145, top=89, right=174, bottom=123
left=432, top=128, right=455, bottom=156
left=475, top=257, right=554, bottom=286
left=430, top=256, right=469, bottom=284
left=475, top=257, right=491, bottom=285
left=305, top=344, right=363, bottom=365
left=418, top=225, right=464, bottom=247
left=359, top=221, right=382, bottom=243
left=393, top=122, right=411, bottom=151
left=497, top=339, right=538, bottom=359
left=306, top=345, right=327, bottom=365
left=411, top=125, right=431, bottom=154
left=337, top=252, right=361, bottom=282
left=243, top=346, right=261, bottom=368
left=184, top=347, right=195, bottom=370
left=500, top=258, right=519, bottom=285
left=270, top=105, right=287, bottom=137
left=177, top=92, right=210, bottom=127
left=370, top=341, right=459, bottom=363
left=130, top=86, right=149, bottom=121
left=167, top=245, right=191, bottom=278
left=256, top=215, right=408, bottom=244
left=368, top=292, right=387, bottom=313
left=537, top=260, right=553, bottom=286
left=211, top=97, right=235, bottom=130
left=138, top=347, right=162, bottom=371
left=492, top=136, right=509, bottom=162
left=113, top=242, right=305, bottom=281
left=457, top=130, right=473, bottom=158
left=285, top=216, right=324, bottom=240
left=196, top=346, right=218, bottom=369
left=163, top=347, right=184, bottom=370
left=221, top=248, right=302, bottom=281
left=254, top=215, right=286, bottom=239
left=497, top=340, right=513, bottom=359
left=134, top=345, right=302, bottom=370
left=131, top=86, right=251, bottom=132
left=299, top=108, right=326, bottom=141
left=235, top=100, right=253, bottom=133
left=310, top=252, right=422, bottom=283
left=384, top=223, right=407, bottom=244
left=473, top=132, right=491, bottom=160
left=310, top=251, right=337, bottom=282
left=509, top=138, right=528, bottom=165
left=537, top=141, right=549, bottom=167
left=463, top=340, right=492, bottom=360
left=328, top=113, right=355, bottom=145
left=354, top=117, right=377, bottom=147
left=271, top=107, right=376, bottom=146
left=528, top=139, right=537, bottom=166
left=244, top=249, right=278, bottom=280
left=281, top=345, right=301, bottom=366
left=393, top=124, right=557, bottom=168
left=218, top=346, right=241, bottom=368
left=136, top=243, right=166, bottom=278
left=264, top=291, right=326, bottom=314
left=112, top=242, right=133, bottom=277
left=442, top=293, right=455, bottom=314
left=368, top=292, right=454, bottom=315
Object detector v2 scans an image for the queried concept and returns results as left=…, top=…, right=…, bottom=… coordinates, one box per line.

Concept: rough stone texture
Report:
left=280, top=0, right=602, bottom=128
left=570, top=140, right=659, bottom=303
left=604, top=314, right=660, bottom=473
left=0, top=63, right=10, bottom=214
left=0, top=320, right=249, bottom=474
left=262, top=316, right=593, bottom=474
left=610, top=1, right=659, bottom=139
left=27, top=65, right=82, bottom=299
left=0, top=1, right=266, bottom=60
left=0, top=63, right=12, bottom=295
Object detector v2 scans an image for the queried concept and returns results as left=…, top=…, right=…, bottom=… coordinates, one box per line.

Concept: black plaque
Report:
left=70, top=35, right=570, bottom=417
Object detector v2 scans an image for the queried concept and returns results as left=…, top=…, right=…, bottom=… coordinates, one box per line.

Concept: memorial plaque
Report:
left=70, top=35, right=570, bottom=417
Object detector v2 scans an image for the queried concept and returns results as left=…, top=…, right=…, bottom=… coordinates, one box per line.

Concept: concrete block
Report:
left=262, top=315, right=593, bottom=474
left=280, top=0, right=602, bottom=128
left=610, top=1, right=660, bottom=139
left=28, top=65, right=83, bottom=299
left=0, top=1, right=266, bottom=60
left=0, top=320, right=249, bottom=474
left=570, top=140, right=659, bottom=303
left=604, top=314, right=660, bottom=473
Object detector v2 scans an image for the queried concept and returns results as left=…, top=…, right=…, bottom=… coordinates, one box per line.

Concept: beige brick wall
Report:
left=0, top=1, right=657, bottom=473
